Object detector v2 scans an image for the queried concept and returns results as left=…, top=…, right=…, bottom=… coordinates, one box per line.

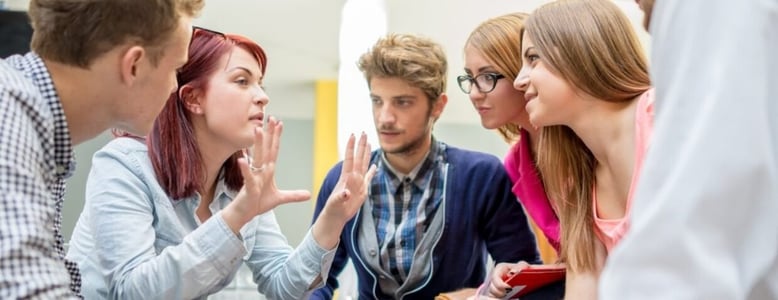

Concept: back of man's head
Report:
left=28, top=0, right=204, bottom=68
left=358, top=33, right=448, bottom=104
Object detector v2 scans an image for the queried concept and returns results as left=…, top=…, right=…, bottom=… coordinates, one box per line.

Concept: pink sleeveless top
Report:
left=593, top=89, right=654, bottom=253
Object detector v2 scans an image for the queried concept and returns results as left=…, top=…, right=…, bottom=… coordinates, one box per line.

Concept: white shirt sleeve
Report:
left=599, top=0, right=778, bottom=299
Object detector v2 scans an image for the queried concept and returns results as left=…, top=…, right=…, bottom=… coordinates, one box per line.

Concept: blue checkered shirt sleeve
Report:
left=0, top=54, right=81, bottom=299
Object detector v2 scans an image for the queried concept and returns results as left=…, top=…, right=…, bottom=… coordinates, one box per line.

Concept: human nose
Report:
left=514, top=67, right=530, bottom=92
left=468, top=84, right=486, bottom=100
left=253, top=86, right=269, bottom=105
left=376, top=104, right=395, bottom=124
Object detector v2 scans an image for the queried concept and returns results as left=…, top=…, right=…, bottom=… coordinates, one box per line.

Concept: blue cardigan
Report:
left=310, top=146, right=545, bottom=299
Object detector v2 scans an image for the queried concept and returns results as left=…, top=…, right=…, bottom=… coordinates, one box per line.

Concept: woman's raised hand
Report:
left=224, top=117, right=311, bottom=232
left=323, top=132, right=376, bottom=222
left=311, top=132, right=377, bottom=249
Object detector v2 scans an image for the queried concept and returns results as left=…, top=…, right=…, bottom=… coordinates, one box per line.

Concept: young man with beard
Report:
left=310, top=33, right=546, bottom=300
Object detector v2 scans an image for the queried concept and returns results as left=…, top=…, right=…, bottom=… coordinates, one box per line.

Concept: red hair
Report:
left=147, top=29, right=267, bottom=199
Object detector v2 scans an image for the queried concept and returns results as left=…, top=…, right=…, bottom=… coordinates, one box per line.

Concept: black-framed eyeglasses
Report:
left=192, top=26, right=226, bottom=39
left=456, top=73, right=506, bottom=94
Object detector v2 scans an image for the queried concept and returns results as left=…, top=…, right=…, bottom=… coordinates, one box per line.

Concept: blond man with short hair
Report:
left=0, top=0, right=203, bottom=298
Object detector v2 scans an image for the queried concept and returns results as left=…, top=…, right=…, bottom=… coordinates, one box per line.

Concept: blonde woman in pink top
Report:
left=483, top=1, right=653, bottom=299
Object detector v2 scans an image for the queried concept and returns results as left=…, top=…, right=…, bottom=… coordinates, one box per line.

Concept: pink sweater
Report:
left=504, top=129, right=561, bottom=252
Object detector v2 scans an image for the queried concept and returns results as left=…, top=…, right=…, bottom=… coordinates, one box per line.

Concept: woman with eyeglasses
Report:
left=461, top=11, right=561, bottom=254
left=459, top=11, right=567, bottom=299
left=480, top=1, right=654, bottom=299
left=66, top=27, right=377, bottom=300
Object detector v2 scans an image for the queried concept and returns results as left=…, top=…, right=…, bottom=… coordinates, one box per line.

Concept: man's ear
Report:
left=120, top=46, right=146, bottom=85
left=431, top=93, right=448, bottom=122
left=180, top=85, right=204, bottom=115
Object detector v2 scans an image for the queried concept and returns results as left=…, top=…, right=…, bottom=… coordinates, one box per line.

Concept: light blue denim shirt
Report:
left=66, top=138, right=335, bottom=300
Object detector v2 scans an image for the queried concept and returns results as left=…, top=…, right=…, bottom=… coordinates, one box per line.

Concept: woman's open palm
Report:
left=322, top=132, right=377, bottom=223
left=234, top=117, right=311, bottom=219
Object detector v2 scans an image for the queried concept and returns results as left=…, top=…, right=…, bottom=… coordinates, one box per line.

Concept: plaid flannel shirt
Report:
left=370, top=139, right=446, bottom=284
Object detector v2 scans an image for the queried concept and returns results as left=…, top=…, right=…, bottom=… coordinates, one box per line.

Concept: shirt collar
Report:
left=18, top=53, right=75, bottom=178
left=177, top=178, right=234, bottom=213
left=215, top=176, right=235, bottom=200
left=379, top=137, right=446, bottom=191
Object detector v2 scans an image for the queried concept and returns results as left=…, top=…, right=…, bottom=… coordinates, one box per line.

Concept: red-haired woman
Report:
left=66, top=27, right=376, bottom=300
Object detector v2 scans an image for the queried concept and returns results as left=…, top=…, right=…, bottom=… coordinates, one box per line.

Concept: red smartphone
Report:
left=501, top=265, right=566, bottom=298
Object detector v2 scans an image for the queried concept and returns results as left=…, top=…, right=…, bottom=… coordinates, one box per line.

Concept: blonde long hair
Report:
left=525, top=0, right=651, bottom=272
left=464, top=12, right=529, bottom=143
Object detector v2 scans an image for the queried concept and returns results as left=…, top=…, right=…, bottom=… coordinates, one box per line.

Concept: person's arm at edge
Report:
left=600, top=0, right=778, bottom=299
left=562, top=240, right=605, bottom=300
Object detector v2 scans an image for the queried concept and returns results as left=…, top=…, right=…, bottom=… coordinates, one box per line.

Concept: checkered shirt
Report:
left=0, top=53, right=81, bottom=298
left=370, top=139, right=446, bottom=284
